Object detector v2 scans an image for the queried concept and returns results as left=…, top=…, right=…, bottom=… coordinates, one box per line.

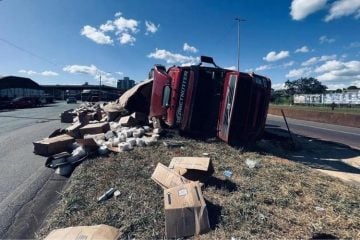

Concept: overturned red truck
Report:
left=149, top=56, right=271, bottom=146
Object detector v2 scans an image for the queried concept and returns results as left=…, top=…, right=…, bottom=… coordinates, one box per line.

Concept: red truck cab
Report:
left=149, top=56, right=271, bottom=145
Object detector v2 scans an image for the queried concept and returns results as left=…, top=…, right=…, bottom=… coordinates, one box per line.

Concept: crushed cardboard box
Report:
left=33, top=134, right=74, bottom=156
left=66, top=122, right=82, bottom=138
left=151, top=163, right=190, bottom=189
left=119, top=112, right=148, bottom=126
left=164, top=182, right=210, bottom=238
left=44, top=224, right=121, bottom=240
left=169, top=157, right=214, bottom=182
left=79, top=122, right=110, bottom=136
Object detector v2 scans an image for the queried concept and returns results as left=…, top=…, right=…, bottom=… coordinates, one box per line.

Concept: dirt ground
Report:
left=37, top=132, right=360, bottom=239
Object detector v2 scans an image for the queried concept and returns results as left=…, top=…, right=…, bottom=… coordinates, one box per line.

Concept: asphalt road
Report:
left=0, top=102, right=78, bottom=238
left=266, top=114, right=360, bottom=150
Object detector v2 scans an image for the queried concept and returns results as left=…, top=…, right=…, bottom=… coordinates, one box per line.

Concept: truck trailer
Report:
left=149, top=56, right=271, bottom=146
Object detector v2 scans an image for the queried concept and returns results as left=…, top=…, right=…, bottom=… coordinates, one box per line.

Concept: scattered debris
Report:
left=223, top=170, right=233, bottom=179
left=55, top=164, right=73, bottom=176
left=245, top=158, right=259, bottom=169
left=79, top=122, right=110, bottom=136
left=151, top=163, right=189, bottom=189
left=33, top=134, right=74, bottom=156
left=164, top=182, right=210, bottom=238
left=168, top=157, right=214, bottom=182
left=44, top=224, right=121, bottom=240
left=163, top=140, right=185, bottom=148
left=98, top=188, right=116, bottom=202
left=60, top=109, right=76, bottom=123
left=113, top=190, right=121, bottom=199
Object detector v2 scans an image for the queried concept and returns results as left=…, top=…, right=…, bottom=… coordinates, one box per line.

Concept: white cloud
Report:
left=114, top=12, right=122, bottom=17
left=183, top=43, right=198, bottom=53
left=41, top=71, right=58, bottom=76
left=100, top=20, right=115, bottom=32
left=272, top=83, right=286, bottom=90
left=352, top=80, right=360, bottom=87
left=119, top=33, right=136, bottom=45
left=314, top=60, right=344, bottom=73
left=225, top=66, right=237, bottom=70
left=286, top=67, right=311, bottom=78
left=18, top=69, right=58, bottom=76
left=295, top=46, right=310, bottom=53
left=145, top=21, right=159, bottom=34
left=19, top=70, right=36, bottom=75
left=148, top=48, right=199, bottom=64
left=319, top=35, right=335, bottom=44
left=326, top=83, right=347, bottom=90
left=256, top=64, right=272, bottom=71
left=63, top=64, right=117, bottom=85
left=81, top=25, right=113, bottom=45
left=115, top=71, right=123, bottom=75
left=63, top=64, right=98, bottom=75
left=263, top=50, right=290, bottom=62
left=290, top=0, right=327, bottom=20
left=348, top=41, right=360, bottom=48
left=113, top=16, right=139, bottom=33
left=282, top=61, right=295, bottom=68
left=302, top=54, right=337, bottom=66
left=315, top=60, right=360, bottom=81
left=325, top=0, right=360, bottom=21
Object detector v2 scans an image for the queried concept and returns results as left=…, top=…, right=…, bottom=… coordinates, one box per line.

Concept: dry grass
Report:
left=37, top=135, right=360, bottom=239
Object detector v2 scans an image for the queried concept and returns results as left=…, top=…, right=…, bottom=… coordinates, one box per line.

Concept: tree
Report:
left=285, top=77, right=327, bottom=95
left=347, top=85, right=359, bottom=90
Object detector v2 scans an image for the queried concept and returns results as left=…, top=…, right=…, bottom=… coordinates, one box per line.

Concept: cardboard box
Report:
left=169, top=157, right=214, bottom=182
left=60, top=110, right=75, bottom=123
left=79, top=122, right=110, bottom=136
left=151, top=163, right=190, bottom=189
left=33, top=134, right=74, bottom=156
left=44, top=224, right=121, bottom=240
left=78, top=111, right=91, bottom=124
left=76, top=138, right=98, bottom=151
left=119, top=115, right=136, bottom=126
left=164, top=182, right=210, bottom=238
left=66, top=122, right=82, bottom=138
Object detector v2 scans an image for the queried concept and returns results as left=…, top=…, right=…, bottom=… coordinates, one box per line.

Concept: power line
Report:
left=0, top=37, right=59, bottom=67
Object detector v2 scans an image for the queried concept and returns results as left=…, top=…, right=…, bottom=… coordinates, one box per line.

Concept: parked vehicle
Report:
left=67, top=96, right=77, bottom=104
left=149, top=56, right=271, bottom=146
left=10, top=97, right=37, bottom=109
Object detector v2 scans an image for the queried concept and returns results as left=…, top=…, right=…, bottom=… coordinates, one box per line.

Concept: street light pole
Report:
left=235, top=17, right=246, bottom=72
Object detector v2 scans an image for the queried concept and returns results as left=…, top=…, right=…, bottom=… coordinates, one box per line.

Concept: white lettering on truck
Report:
left=176, top=70, right=189, bottom=124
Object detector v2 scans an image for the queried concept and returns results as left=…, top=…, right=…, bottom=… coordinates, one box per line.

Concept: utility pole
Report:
left=235, top=17, right=246, bottom=72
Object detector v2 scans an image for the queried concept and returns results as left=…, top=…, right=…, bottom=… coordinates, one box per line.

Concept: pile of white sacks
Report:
left=83, top=122, right=161, bottom=155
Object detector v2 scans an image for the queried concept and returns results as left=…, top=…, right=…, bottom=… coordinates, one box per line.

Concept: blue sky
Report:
left=0, top=0, right=359, bottom=90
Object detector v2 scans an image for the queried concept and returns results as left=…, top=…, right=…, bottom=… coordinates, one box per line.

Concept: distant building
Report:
left=294, top=90, right=360, bottom=105
left=0, top=76, right=44, bottom=99
left=117, top=77, right=135, bottom=90
left=42, top=84, right=123, bottom=101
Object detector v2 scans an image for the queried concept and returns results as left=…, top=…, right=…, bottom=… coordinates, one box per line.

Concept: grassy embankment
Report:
left=37, top=135, right=360, bottom=239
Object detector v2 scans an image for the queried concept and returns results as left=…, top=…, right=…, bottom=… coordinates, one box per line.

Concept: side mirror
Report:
left=162, top=85, right=171, bottom=108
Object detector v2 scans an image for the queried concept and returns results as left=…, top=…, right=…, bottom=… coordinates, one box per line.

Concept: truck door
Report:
left=149, top=65, right=172, bottom=122
left=217, top=72, right=239, bottom=143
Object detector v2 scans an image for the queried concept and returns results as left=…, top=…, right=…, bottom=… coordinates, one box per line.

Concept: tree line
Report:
left=271, top=77, right=359, bottom=104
